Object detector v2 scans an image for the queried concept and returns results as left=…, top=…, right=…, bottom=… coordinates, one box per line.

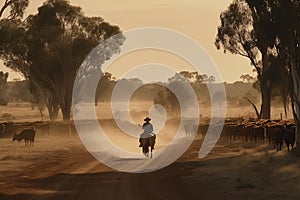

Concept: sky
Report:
left=0, top=0, right=255, bottom=82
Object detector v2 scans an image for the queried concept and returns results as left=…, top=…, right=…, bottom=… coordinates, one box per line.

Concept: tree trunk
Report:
left=259, top=47, right=271, bottom=119
left=47, top=102, right=59, bottom=121
left=61, top=105, right=71, bottom=121
left=43, top=92, right=59, bottom=121
left=60, top=90, right=72, bottom=121
left=260, top=81, right=271, bottom=119
left=291, top=96, right=300, bottom=155
left=289, top=37, right=300, bottom=154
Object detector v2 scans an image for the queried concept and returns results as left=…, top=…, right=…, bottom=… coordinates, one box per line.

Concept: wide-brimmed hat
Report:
left=144, top=117, right=151, bottom=121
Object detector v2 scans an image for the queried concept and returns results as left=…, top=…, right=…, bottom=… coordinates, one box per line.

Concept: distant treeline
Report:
left=0, top=80, right=32, bottom=104
left=1, top=76, right=289, bottom=108
left=0, top=70, right=32, bottom=105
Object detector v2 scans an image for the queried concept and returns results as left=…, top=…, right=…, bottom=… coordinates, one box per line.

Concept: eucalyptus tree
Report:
left=246, top=0, right=300, bottom=152
left=215, top=0, right=277, bottom=119
left=0, top=0, right=125, bottom=120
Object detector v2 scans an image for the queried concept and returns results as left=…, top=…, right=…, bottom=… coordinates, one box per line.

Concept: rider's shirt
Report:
left=143, top=123, right=153, bottom=133
left=140, top=123, right=154, bottom=138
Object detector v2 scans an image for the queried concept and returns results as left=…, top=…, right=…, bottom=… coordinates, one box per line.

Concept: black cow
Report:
left=266, top=125, right=284, bottom=151
left=243, top=123, right=253, bottom=142
left=284, top=124, right=296, bottom=151
left=252, top=125, right=265, bottom=143
left=12, top=129, right=35, bottom=146
left=0, top=124, right=5, bottom=138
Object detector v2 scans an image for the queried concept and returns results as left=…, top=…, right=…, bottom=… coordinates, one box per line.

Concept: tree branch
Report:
left=244, top=96, right=260, bottom=119
left=0, top=0, right=13, bottom=19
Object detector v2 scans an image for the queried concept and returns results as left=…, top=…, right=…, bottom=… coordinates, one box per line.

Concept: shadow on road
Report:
left=1, top=140, right=300, bottom=200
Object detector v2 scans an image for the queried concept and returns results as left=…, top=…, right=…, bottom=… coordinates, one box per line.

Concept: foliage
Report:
left=95, top=72, right=116, bottom=105
left=0, top=0, right=125, bottom=120
left=7, top=79, right=31, bottom=102
left=0, top=0, right=29, bottom=20
left=215, top=0, right=282, bottom=119
left=240, top=74, right=255, bottom=83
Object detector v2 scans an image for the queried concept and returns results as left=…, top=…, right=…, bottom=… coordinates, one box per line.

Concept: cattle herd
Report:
left=0, top=121, right=75, bottom=146
left=196, top=119, right=296, bottom=152
left=0, top=119, right=297, bottom=151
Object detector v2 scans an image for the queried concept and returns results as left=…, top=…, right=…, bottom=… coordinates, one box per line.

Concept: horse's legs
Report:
left=142, top=144, right=149, bottom=158
left=141, top=137, right=156, bottom=158
left=150, top=149, right=153, bottom=159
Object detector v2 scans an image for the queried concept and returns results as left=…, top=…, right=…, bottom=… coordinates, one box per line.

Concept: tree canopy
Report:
left=0, top=0, right=125, bottom=120
left=215, top=0, right=284, bottom=119
left=0, top=0, right=29, bottom=20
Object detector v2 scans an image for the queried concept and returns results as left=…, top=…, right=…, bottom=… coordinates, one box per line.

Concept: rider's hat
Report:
left=144, top=117, right=151, bottom=122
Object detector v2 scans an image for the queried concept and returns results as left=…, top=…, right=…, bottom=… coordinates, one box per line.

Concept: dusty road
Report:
left=1, top=136, right=300, bottom=200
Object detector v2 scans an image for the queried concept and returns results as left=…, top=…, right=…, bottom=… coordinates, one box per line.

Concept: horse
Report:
left=140, top=134, right=156, bottom=158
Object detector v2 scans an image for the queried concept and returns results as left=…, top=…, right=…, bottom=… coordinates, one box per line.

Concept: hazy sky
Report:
left=0, top=0, right=255, bottom=82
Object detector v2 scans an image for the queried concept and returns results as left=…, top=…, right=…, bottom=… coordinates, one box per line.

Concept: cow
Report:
left=252, top=125, right=265, bottom=143
left=198, top=124, right=209, bottom=139
left=0, top=123, right=5, bottom=138
left=266, top=125, right=284, bottom=151
left=224, top=124, right=235, bottom=141
left=243, top=123, right=253, bottom=143
left=12, top=128, right=35, bottom=146
left=283, top=124, right=296, bottom=151
left=232, top=124, right=244, bottom=141
left=265, top=123, right=280, bottom=145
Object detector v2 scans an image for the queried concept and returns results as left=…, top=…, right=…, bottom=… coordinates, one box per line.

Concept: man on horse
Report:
left=139, top=117, right=156, bottom=149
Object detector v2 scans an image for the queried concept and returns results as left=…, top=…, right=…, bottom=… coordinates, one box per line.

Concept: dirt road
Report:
left=1, top=137, right=300, bottom=200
